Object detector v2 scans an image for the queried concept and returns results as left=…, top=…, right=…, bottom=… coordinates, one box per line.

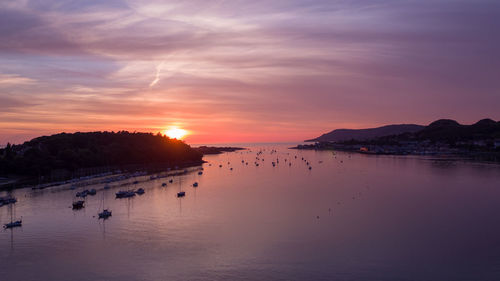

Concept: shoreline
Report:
left=0, top=159, right=206, bottom=191
left=291, top=144, right=500, bottom=163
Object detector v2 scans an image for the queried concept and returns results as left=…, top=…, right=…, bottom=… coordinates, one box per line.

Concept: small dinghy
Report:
left=98, top=209, right=112, bottom=219
left=76, top=190, right=89, bottom=198
left=162, top=183, right=167, bottom=187
left=88, top=189, right=97, bottom=195
left=72, top=200, right=85, bottom=209
left=192, top=182, right=198, bottom=187
left=136, top=188, right=145, bottom=195
left=177, top=191, right=186, bottom=197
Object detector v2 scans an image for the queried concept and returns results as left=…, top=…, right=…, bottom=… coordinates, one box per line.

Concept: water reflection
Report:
left=1, top=144, right=500, bottom=281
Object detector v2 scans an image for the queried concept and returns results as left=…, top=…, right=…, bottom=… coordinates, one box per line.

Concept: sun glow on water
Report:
left=163, top=127, right=188, bottom=139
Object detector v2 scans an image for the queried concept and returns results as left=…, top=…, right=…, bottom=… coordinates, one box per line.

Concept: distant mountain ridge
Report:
left=307, top=119, right=500, bottom=143
left=306, top=124, right=425, bottom=142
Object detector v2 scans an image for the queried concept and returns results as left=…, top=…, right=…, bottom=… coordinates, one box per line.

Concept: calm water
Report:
left=1, top=144, right=500, bottom=281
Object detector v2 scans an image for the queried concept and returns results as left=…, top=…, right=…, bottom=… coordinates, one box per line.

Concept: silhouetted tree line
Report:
left=342, top=119, right=500, bottom=149
left=0, top=131, right=202, bottom=177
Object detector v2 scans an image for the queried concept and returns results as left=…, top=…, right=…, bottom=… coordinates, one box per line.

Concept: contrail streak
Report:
left=149, top=61, right=165, bottom=87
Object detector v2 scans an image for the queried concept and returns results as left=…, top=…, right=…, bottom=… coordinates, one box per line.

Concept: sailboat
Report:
left=3, top=205, right=22, bottom=229
left=98, top=189, right=112, bottom=219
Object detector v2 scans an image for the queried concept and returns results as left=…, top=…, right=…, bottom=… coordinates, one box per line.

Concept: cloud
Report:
left=0, top=74, right=36, bottom=85
left=0, top=0, right=499, bottom=144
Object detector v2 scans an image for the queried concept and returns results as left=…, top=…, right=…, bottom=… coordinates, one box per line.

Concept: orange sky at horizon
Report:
left=1, top=1, right=499, bottom=146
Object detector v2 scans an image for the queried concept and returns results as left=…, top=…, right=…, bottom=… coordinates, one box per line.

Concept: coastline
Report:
left=0, top=159, right=206, bottom=191
left=291, top=143, right=500, bottom=163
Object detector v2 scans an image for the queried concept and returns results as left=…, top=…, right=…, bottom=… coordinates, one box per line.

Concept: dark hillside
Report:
left=0, top=131, right=202, bottom=177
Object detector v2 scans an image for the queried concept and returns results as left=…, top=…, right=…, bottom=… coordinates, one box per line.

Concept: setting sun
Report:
left=163, top=127, right=188, bottom=139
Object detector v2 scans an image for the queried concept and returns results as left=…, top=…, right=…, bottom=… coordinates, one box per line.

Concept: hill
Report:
left=410, top=118, right=500, bottom=142
left=0, top=131, right=203, bottom=179
left=306, top=124, right=425, bottom=142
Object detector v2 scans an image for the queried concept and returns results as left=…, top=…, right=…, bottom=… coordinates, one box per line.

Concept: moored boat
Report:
left=115, top=190, right=136, bottom=198
left=4, top=220, right=22, bottom=229
left=98, top=189, right=112, bottom=219
left=72, top=200, right=85, bottom=209
left=0, top=196, right=17, bottom=206
left=76, top=190, right=89, bottom=197
left=98, top=209, right=112, bottom=219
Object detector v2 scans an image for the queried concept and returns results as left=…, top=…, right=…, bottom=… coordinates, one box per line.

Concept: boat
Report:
left=88, top=189, right=97, bottom=195
left=98, top=209, right=112, bottom=219
left=162, top=183, right=167, bottom=187
left=169, top=179, right=173, bottom=183
left=98, top=189, right=112, bottom=219
left=136, top=188, right=145, bottom=195
left=76, top=190, right=89, bottom=197
left=0, top=196, right=17, bottom=206
left=198, top=171, right=203, bottom=175
left=72, top=200, right=85, bottom=209
left=115, top=190, right=136, bottom=198
left=3, top=205, right=22, bottom=228
left=177, top=191, right=186, bottom=197
left=4, top=220, right=22, bottom=229
left=192, top=182, right=198, bottom=187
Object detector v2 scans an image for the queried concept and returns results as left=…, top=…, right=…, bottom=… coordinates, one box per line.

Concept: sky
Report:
left=1, top=0, right=499, bottom=145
